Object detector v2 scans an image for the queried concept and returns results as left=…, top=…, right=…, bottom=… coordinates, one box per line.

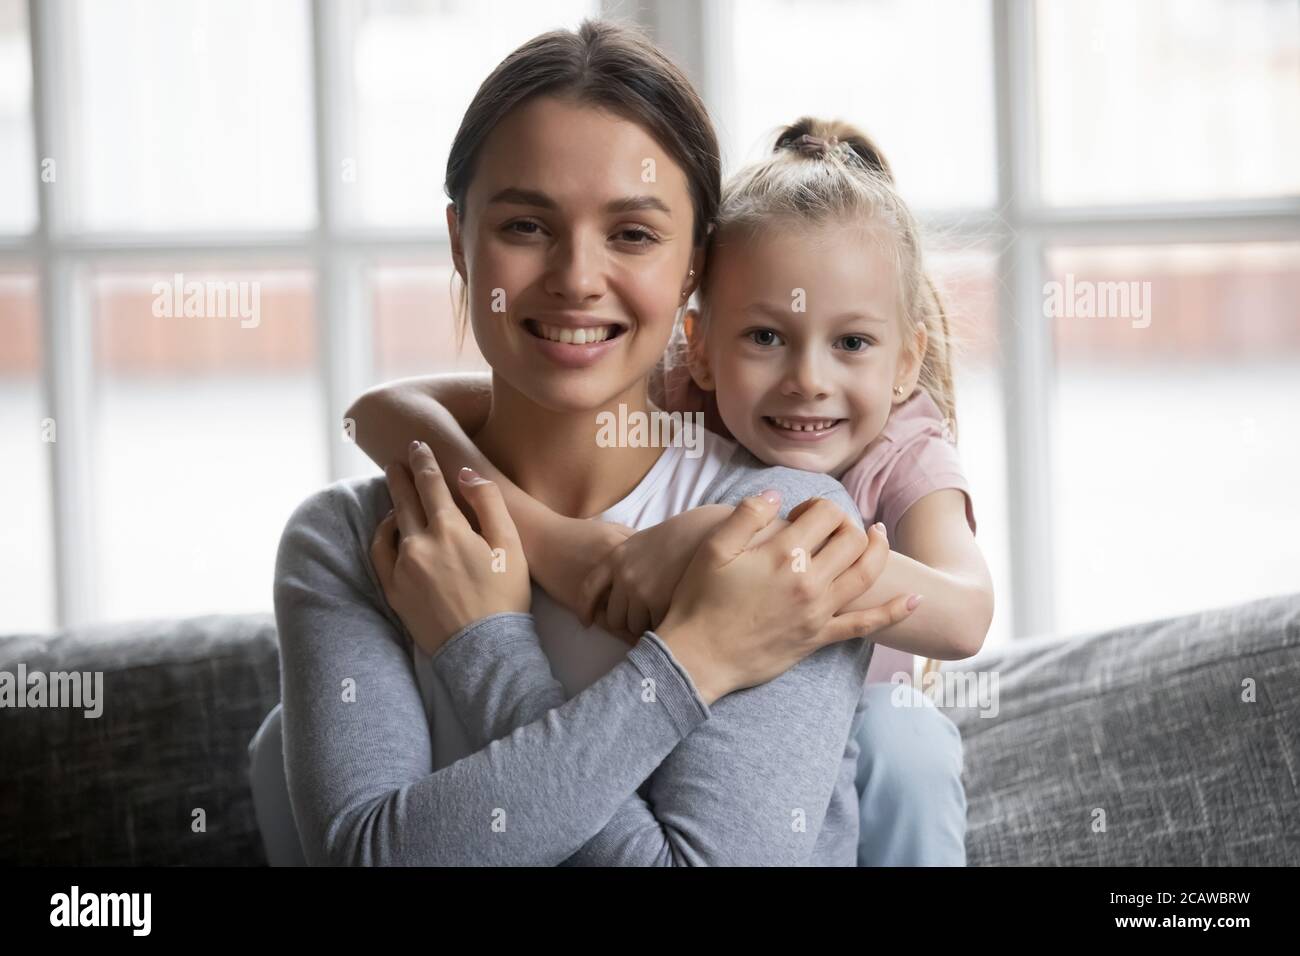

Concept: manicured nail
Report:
left=459, top=466, right=487, bottom=485
left=760, top=488, right=781, bottom=504
left=906, top=594, right=922, bottom=611
left=409, top=440, right=424, bottom=453
left=873, top=521, right=886, bottom=535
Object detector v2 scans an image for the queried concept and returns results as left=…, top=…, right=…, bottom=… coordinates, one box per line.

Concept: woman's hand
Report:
left=654, top=491, right=919, bottom=705
left=580, top=506, right=730, bottom=638
left=369, top=441, right=531, bottom=657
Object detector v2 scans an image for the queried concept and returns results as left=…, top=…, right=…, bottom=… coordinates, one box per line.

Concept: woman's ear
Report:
left=683, top=308, right=715, bottom=392
left=685, top=245, right=707, bottom=300
left=894, top=321, right=929, bottom=404
left=446, top=203, right=468, bottom=283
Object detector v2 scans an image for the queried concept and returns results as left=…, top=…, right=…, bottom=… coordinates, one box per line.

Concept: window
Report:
left=6, top=0, right=1297, bottom=643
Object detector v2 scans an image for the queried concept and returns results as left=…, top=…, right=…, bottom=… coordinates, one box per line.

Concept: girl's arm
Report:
left=346, top=375, right=632, bottom=616
left=592, top=489, right=991, bottom=661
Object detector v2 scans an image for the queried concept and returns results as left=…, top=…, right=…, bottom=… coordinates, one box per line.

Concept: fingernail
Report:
left=409, top=439, right=424, bottom=453
left=873, top=521, right=886, bottom=535
left=906, top=594, right=922, bottom=611
left=459, top=466, right=487, bottom=485
left=759, top=488, right=781, bottom=505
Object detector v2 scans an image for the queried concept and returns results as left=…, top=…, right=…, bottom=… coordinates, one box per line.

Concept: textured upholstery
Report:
left=942, top=592, right=1300, bottom=865
left=2, top=593, right=1296, bottom=865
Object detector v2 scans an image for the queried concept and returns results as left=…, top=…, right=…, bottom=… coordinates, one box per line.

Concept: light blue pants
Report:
left=852, top=682, right=968, bottom=866
left=248, top=682, right=967, bottom=866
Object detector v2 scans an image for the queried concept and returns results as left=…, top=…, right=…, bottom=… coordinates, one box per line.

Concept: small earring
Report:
left=893, top=385, right=905, bottom=397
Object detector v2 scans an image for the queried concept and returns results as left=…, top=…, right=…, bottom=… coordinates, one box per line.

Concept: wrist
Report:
left=653, top=617, right=727, bottom=706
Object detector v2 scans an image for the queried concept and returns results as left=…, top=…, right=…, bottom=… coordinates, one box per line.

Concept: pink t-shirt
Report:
left=652, top=355, right=977, bottom=684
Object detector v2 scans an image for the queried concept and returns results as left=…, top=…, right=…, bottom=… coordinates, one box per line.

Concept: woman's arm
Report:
left=274, top=480, right=708, bottom=866
left=346, top=374, right=631, bottom=616
left=418, top=473, right=912, bottom=865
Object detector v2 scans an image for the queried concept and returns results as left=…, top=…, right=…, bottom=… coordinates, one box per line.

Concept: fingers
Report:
left=625, top=598, right=651, bottom=640
left=603, top=578, right=629, bottom=637
left=579, top=563, right=613, bottom=629
left=408, top=441, right=459, bottom=523
left=810, top=521, right=874, bottom=582
left=769, top=497, right=849, bottom=561
left=703, top=489, right=782, bottom=562
left=827, top=523, right=892, bottom=611
left=819, top=593, right=920, bottom=646
left=384, top=463, right=425, bottom=539
left=369, top=512, right=399, bottom=590
left=457, top=469, right=521, bottom=554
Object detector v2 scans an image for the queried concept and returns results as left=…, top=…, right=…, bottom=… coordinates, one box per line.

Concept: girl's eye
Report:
left=837, top=334, right=874, bottom=353
left=747, top=329, right=784, bottom=347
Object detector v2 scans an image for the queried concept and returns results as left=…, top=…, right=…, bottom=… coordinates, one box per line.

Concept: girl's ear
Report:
left=894, top=321, right=929, bottom=404
left=446, top=203, right=468, bottom=282
left=683, top=308, right=716, bottom=392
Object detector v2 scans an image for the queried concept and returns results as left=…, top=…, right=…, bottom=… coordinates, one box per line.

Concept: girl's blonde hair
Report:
left=694, top=117, right=959, bottom=440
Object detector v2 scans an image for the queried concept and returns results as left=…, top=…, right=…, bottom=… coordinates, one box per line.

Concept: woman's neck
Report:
left=473, top=374, right=667, bottom=519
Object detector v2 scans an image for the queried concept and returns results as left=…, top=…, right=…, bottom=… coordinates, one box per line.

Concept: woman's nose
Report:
left=544, top=232, right=607, bottom=303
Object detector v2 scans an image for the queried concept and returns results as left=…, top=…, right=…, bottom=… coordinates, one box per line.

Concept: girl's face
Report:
left=449, top=95, right=701, bottom=415
left=691, top=220, right=925, bottom=477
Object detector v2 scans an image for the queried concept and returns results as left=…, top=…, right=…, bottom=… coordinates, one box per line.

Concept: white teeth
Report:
left=769, top=417, right=839, bottom=432
left=531, top=321, right=616, bottom=345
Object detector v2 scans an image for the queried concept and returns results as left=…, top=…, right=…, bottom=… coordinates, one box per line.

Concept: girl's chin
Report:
left=752, top=442, right=840, bottom=473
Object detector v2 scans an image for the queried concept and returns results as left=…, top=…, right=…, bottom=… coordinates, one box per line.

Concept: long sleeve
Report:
left=432, top=454, right=875, bottom=866
left=273, top=479, right=710, bottom=866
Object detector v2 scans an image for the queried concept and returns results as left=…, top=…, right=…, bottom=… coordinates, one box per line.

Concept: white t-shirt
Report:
left=417, top=428, right=738, bottom=768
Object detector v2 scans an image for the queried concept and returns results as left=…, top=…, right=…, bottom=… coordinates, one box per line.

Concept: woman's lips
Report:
left=762, top=416, right=845, bottom=442
left=523, top=318, right=627, bottom=369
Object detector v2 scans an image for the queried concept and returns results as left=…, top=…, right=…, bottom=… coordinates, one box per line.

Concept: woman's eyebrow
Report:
left=487, top=187, right=671, bottom=215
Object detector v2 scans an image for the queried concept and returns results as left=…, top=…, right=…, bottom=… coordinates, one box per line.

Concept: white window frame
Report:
left=8, top=0, right=1299, bottom=633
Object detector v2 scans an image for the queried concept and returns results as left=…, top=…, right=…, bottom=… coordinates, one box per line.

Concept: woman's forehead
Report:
left=466, top=97, right=692, bottom=213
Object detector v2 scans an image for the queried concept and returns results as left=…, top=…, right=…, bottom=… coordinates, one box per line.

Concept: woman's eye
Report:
left=747, top=329, right=783, bottom=347
left=505, top=220, right=544, bottom=237
left=614, top=227, right=659, bottom=245
left=838, top=335, right=873, bottom=352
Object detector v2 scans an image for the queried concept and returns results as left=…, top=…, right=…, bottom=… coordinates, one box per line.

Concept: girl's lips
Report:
left=762, top=416, right=845, bottom=442
left=523, top=319, right=627, bottom=369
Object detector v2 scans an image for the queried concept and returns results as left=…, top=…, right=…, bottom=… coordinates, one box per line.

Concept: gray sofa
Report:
left=3, top=592, right=1297, bottom=865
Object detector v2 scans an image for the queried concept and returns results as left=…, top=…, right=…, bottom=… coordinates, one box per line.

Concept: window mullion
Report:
left=994, top=0, right=1056, bottom=639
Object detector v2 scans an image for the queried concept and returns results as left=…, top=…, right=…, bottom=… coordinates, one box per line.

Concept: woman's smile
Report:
left=522, top=315, right=630, bottom=368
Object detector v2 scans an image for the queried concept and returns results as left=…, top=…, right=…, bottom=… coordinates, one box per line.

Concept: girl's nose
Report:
left=782, top=351, right=832, bottom=401
left=544, top=231, right=607, bottom=303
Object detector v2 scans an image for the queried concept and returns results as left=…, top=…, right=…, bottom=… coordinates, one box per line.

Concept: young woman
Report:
left=248, top=19, right=957, bottom=866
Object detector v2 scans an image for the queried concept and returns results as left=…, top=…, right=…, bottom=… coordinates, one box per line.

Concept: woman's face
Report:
left=693, top=221, right=923, bottom=477
left=450, top=95, right=701, bottom=414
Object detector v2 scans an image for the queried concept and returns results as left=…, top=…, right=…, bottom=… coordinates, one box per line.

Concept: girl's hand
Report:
left=654, top=492, right=919, bottom=705
left=369, top=441, right=531, bottom=657
left=580, top=507, right=729, bottom=638
left=529, top=516, right=635, bottom=621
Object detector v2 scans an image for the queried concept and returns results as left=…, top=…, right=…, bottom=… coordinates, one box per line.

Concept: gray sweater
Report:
left=273, top=445, right=874, bottom=865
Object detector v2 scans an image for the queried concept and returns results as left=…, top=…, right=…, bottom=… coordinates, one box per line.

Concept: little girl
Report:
left=351, top=116, right=991, bottom=864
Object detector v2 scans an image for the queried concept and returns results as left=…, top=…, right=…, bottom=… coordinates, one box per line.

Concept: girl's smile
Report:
left=692, top=220, right=924, bottom=478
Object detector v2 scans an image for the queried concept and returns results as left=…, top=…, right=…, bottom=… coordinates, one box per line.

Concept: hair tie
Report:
left=789, top=133, right=843, bottom=158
